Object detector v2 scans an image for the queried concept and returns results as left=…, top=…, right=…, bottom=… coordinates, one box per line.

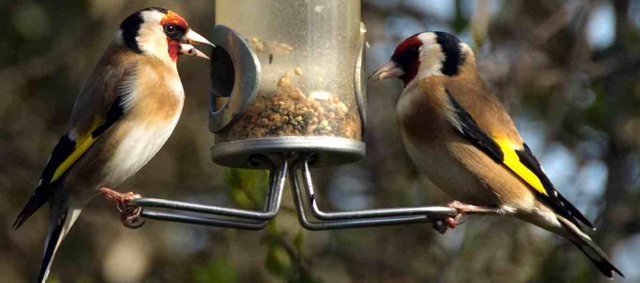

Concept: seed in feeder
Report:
left=293, top=88, right=306, bottom=100
left=266, top=41, right=279, bottom=53
left=337, top=102, right=348, bottom=113
left=223, top=70, right=361, bottom=141
left=279, top=43, right=294, bottom=52
left=278, top=74, right=291, bottom=87
left=294, top=68, right=303, bottom=76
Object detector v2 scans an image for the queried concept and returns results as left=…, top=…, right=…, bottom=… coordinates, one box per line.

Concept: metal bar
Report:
left=125, top=154, right=288, bottom=229
left=296, top=154, right=457, bottom=221
left=121, top=152, right=463, bottom=231
left=140, top=211, right=267, bottom=230
left=288, top=160, right=438, bottom=231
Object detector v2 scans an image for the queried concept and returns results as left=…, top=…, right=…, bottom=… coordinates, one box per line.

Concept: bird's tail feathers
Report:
left=557, top=216, right=624, bottom=279
left=37, top=207, right=82, bottom=283
left=13, top=187, right=50, bottom=230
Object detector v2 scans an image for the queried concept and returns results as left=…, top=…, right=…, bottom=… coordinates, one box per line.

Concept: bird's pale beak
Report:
left=180, top=30, right=215, bottom=60
left=369, top=60, right=405, bottom=81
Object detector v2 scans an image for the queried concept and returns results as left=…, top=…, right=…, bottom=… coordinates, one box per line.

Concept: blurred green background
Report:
left=3, top=0, right=640, bottom=282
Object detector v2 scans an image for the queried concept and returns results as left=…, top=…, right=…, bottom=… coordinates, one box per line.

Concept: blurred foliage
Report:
left=3, top=0, right=640, bottom=283
left=225, top=168, right=269, bottom=210
left=193, top=257, right=237, bottom=283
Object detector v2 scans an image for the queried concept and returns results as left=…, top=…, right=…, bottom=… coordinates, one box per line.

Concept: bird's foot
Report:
left=429, top=201, right=499, bottom=234
left=98, top=187, right=145, bottom=229
left=428, top=213, right=463, bottom=234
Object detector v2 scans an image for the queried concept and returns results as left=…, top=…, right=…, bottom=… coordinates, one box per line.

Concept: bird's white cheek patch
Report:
left=416, top=32, right=444, bottom=78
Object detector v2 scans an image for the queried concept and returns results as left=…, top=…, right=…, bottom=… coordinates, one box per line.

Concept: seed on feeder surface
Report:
left=320, top=120, right=329, bottom=126
left=294, top=68, right=303, bottom=76
left=295, top=116, right=303, bottom=122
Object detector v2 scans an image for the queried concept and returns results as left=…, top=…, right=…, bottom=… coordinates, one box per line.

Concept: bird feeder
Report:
left=128, top=0, right=456, bottom=230
left=208, top=1, right=367, bottom=168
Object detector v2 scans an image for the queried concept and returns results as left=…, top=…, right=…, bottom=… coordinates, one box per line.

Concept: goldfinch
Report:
left=370, top=31, right=623, bottom=278
left=13, top=7, right=212, bottom=283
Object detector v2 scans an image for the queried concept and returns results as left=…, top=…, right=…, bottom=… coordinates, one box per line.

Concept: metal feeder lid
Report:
left=209, top=25, right=261, bottom=133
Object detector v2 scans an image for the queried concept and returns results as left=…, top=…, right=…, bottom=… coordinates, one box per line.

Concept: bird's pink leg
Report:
left=98, top=187, right=145, bottom=229
left=429, top=201, right=501, bottom=234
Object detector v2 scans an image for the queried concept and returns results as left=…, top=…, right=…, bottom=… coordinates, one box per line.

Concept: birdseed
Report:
left=223, top=69, right=361, bottom=141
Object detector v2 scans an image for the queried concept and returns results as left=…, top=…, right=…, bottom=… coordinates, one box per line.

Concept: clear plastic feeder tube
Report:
left=210, top=0, right=366, bottom=168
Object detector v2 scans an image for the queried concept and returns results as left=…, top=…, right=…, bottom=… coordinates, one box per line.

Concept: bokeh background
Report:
left=3, top=0, right=640, bottom=282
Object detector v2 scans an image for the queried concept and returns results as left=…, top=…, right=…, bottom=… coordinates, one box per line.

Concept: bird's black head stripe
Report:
left=120, top=11, right=145, bottom=54
left=119, top=8, right=169, bottom=54
left=434, top=32, right=466, bottom=76
left=144, top=7, right=168, bottom=14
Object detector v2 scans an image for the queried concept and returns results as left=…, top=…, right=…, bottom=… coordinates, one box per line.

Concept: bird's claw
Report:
left=98, top=188, right=145, bottom=229
left=428, top=201, right=501, bottom=234
left=122, top=208, right=145, bottom=229
left=428, top=213, right=464, bottom=234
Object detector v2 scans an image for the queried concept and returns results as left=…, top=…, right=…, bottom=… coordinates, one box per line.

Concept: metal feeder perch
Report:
left=128, top=0, right=457, bottom=230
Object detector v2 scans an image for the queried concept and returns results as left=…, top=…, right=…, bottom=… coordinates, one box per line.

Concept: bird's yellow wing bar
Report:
left=51, top=127, right=99, bottom=183
left=494, top=138, right=548, bottom=197
left=42, top=95, right=125, bottom=185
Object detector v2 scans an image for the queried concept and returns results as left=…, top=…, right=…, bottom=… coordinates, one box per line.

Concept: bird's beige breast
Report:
left=102, top=59, right=185, bottom=186
left=123, top=58, right=184, bottom=124
left=401, top=132, right=498, bottom=206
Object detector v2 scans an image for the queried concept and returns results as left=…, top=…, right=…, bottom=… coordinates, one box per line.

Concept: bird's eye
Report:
left=164, top=24, right=176, bottom=34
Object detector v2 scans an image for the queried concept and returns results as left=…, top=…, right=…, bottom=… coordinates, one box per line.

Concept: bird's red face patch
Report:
left=160, top=10, right=188, bottom=29
left=392, top=35, right=423, bottom=87
left=161, top=11, right=189, bottom=62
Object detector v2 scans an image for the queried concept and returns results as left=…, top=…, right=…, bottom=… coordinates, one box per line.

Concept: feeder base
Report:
left=211, top=137, right=365, bottom=168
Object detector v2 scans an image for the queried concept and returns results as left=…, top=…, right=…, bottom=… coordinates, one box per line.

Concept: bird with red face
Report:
left=13, top=7, right=212, bottom=283
left=370, top=31, right=623, bottom=279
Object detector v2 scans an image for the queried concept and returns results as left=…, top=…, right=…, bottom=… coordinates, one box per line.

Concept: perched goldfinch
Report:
left=13, top=7, right=212, bottom=283
left=370, top=31, right=623, bottom=278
